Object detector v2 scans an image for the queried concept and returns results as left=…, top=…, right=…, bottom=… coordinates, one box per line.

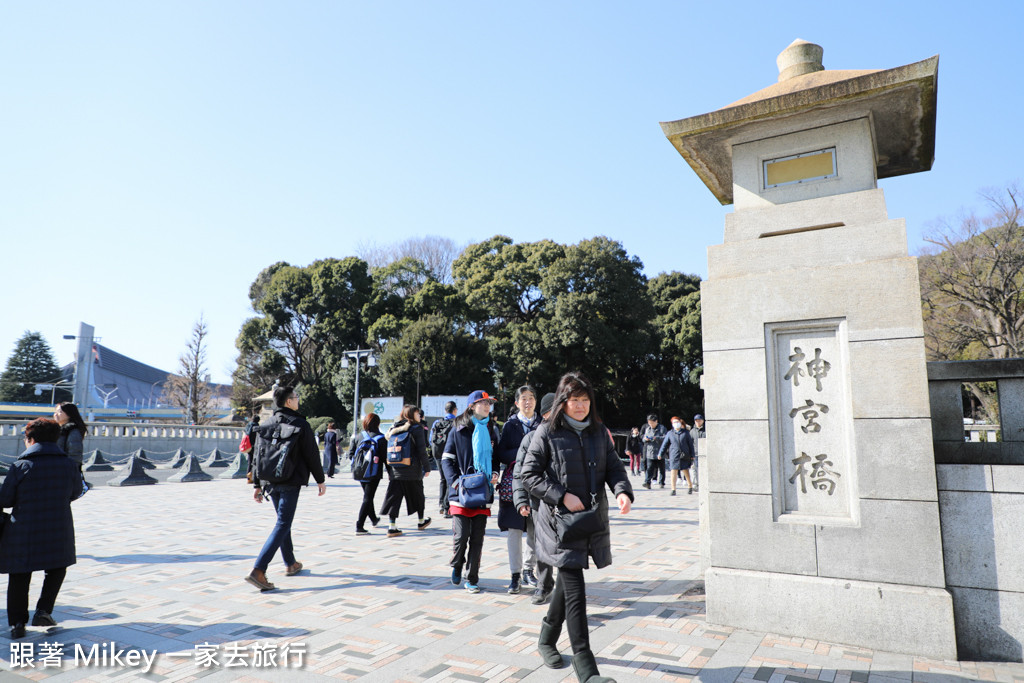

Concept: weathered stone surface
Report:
left=724, top=188, right=888, bottom=242
left=998, top=377, right=1024, bottom=443
left=853, top=419, right=937, bottom=501
left=707, top=492, right=817, bottom=575
left=703, top=420, right=772, bottom=494
left=106, top=456, right=158, bottom=487
left=928, top=379, right=966, bottom=443
left=992, top=465, right=1024, bottom=493
left=709, top=220, right=908, bottom=280
left=732, top=118, right=876, bottom=210
left=940, top=490, right=1024, bottom=593
left=816, top=499, right=946, bottom=588
left=848, top=338, right=931, bottom=419
left=706, top=567, right=956, bottom=660
left=701, top=258, right=926, bottom=352
left=703, top=348, right=769, bottom=421
left=168, top=455, right=213, bottom=483
left=949, top=585, right=1024, bottom=662
left=937, top=464, right=992, bottom=492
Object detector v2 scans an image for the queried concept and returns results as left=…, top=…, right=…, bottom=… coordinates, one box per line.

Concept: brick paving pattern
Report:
left=0, top=469, right=1021, bottom=682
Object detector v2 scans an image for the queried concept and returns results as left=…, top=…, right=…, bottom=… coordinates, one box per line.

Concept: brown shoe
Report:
left=285, top=562, right=303, bottom=576
left=245, top=569, right=276, bottom=591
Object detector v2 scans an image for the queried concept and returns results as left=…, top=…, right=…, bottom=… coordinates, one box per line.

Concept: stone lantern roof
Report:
left=660, top=40, right=938, bottom=205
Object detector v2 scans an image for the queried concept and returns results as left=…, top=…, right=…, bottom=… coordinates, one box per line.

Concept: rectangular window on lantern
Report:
left=764, top=148, right=837, bottom=189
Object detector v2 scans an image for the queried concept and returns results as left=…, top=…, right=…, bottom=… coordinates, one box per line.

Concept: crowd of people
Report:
left=0, top=378, right=701, bottom=683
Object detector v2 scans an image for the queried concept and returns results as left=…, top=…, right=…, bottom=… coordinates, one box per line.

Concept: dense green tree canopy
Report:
left=234, top=236, right=705, bottom=427
left=0, top=332, right=67, bottom=404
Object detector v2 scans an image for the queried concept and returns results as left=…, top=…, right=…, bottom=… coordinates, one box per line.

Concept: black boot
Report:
left=537, top=617, right=564, bottom=668
left=571, top=649, right=616, bottom=683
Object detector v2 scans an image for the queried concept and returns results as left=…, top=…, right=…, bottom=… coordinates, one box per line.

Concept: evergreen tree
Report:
left=0, top=332, right=66, bottom=404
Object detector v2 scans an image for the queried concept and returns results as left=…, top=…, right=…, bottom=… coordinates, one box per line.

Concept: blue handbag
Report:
left=457, top=470, right=490, bottom=509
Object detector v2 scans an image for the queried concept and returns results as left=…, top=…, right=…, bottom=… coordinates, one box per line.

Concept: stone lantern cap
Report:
left=660, top=40, right=938, bottom=205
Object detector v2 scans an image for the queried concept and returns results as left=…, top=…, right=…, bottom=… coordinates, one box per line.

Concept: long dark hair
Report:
left=57, top=402, right=87, bottom=437
left=548, top=371, right=600, bottom=431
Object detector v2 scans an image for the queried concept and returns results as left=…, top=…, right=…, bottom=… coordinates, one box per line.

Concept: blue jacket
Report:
left=657, top=428, right=695, bottom=470
left=441, top=418, right=499, bottom=509
left=0, top=442, right=84, bottom=573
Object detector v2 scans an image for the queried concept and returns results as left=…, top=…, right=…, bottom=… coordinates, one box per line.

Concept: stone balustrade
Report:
left=0, top=420, right=244, bottom=458
left=927, top=359, right=1024, bottom=661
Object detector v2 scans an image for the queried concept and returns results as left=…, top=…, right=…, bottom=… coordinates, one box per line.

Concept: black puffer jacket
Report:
left=253, top=407, right=325, bottom=489
left=56, top=424, right=85, bottom=465
left=384, top=420, right=432, bottom=481
left=521, top=420, right=633, bottom=570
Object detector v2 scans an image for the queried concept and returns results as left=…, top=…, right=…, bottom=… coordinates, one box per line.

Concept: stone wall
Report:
left=0, top=421, right=244, bottom=458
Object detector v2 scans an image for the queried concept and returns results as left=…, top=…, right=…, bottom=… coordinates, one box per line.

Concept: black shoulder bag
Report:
left=554, top=441, right=603, bottom=543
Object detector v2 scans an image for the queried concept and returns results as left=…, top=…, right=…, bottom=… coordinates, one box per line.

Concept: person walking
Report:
left=0, top=418, right=85, bottom=638
left=624, top=427, right=642, bottom=476
left=690, top=414, right=705, bottom=490
left=441, top=390, right=500, bottom=593
left=380, top=405, right=433, bottom=537
left=657, top=417, right=696, bottom=495
left=351, top=413, right=385, bottom=534
left=512, top=392, right=556, bottom=604
left=429, top=401, right=458, bottom=519
left=641, top=414, right=667, bottom=489
left=496, top=385, right=541, bottom=594
left=522, top=371, right=633, bottom=682
left=53, top=402, right=86, bottom=468
left=322, top=421, right=339, bottom=478
left=246, top=385, right=326, bottom=591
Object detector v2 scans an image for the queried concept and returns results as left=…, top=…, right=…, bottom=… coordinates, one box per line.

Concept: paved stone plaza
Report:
left=1, top=474, right=1021, bottom=682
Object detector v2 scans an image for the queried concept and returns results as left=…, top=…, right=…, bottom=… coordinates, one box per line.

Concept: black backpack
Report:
left=253, top=418, right=303, bottom=484
left=351, top=432, right=385, bottom=481
left=430, top=417, right=454, bottom=456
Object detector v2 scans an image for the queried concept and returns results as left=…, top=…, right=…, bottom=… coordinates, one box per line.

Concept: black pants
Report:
left=546, top=567, right=589, bottom=653
left=7, top=568, right=67, bottom=626
left=357, top=478, right=381, bottom=530
left=645, top=458, right=665, bottom=485
left=434, top=457, right=448, bottom=512
left=451, top=514, right=487, bottom=584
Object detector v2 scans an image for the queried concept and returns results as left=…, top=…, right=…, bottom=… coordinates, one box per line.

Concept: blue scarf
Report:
left=471, top=416, right=493, bottom=480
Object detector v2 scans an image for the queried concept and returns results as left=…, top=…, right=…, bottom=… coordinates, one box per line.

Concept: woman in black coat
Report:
left=380, top=404, right=433, bottom=537
left=0, top=418, right=84, bottom=638
left=521, top=372, right=633, bottom=683
left=54, top=402, right=86, bottom=467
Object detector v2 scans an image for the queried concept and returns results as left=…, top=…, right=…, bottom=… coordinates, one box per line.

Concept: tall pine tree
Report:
left=0, top=332, right=66, bottom=404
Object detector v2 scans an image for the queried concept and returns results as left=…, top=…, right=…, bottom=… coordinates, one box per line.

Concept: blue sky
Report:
left=3, top=2, right=1022, bottom=384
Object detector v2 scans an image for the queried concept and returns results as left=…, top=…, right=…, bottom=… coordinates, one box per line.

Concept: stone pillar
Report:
left=662, top=40, right=954, bottom=658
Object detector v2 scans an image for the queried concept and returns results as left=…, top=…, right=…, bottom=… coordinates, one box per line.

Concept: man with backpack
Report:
left=245, top=385, right=326, bottom=592
left=429, top=401, right=458, bottom=519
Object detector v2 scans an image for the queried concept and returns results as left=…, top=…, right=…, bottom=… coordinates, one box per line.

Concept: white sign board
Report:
left=360, top=396, right=405, bottom=421
left=421, top=394, right=469, bottom=417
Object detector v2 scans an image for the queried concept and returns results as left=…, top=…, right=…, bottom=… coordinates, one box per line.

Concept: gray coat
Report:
left=0, top=442, right=84, bottom=573
left=641, top=423, right=667, bottom=460
left=521, top=421, right=633, bottom=570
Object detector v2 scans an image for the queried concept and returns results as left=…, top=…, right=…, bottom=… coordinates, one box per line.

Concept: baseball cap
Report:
left=468, top=390, right=497, bottom=405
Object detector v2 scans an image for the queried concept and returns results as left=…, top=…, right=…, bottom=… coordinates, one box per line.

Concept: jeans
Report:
left=645, top=458, right=665, bottom=485
left=546, top=567, right=589, bottom=653
left=357, top=478, right=381, bottom=530
left=7, top=568, right=67, bottom=626
left=254, top=486, right=300, bottom=571
left=451, top=514, right=487, bottom=584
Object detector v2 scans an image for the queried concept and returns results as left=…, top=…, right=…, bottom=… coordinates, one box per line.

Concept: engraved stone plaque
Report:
left=766, top=319, right=858, bottom=525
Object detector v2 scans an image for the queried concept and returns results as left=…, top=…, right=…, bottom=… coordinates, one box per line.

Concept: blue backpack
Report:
left=386, top=430, right=413, bottom=467
left=351, top=432, right=385, bottom=481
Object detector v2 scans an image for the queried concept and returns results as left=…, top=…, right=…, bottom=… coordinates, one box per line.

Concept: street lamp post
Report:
left=341, top=349, right=376, bottom=439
